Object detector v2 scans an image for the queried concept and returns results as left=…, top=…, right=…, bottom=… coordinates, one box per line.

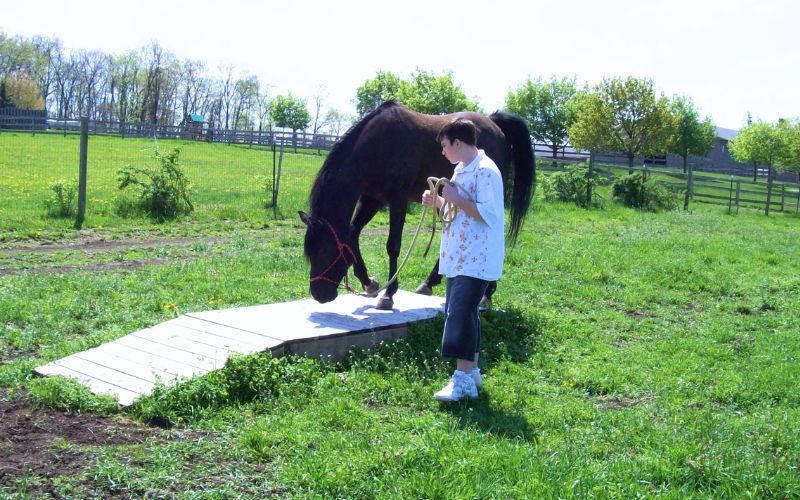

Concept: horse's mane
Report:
left=308, top=100, right=401, bottom=213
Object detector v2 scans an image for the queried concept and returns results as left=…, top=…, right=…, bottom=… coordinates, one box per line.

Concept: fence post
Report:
left=585, top=151, right=595, bottom=208
left=683, top=162, right=693, bottom=211
left=727, top=176, right=734, bottom=214
left=765, top=166, right=773, bottom=216
left=272, top=142, right=284, bottom=217
left=75, top=117, right=88, bottom=230
left=780, top=185, right=785, bottom=212
left=735, top=181, right=741, bottom=212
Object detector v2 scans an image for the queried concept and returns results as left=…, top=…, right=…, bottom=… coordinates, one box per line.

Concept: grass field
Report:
left=1, top=134, right=799, bottom=496
left=0, top=132, right=327, bottom=239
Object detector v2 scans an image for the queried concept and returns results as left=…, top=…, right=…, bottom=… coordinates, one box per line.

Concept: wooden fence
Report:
left=0, top=116, right=341, bottom=151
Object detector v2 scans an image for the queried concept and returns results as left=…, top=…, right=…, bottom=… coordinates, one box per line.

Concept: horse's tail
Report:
left=490, top=111, right=536, bottom=246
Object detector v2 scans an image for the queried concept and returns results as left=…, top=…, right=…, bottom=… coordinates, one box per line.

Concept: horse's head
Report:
left=299, top=211, right=355, bottom=303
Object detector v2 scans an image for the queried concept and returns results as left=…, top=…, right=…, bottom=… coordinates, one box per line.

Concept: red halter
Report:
left=309, top=217, right=359, bottom=292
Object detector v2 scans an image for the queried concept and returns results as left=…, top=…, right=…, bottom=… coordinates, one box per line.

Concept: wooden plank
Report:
left=114, top=335, right=223, bottom=371
left=130, top=328, right=234, bottom=362
left=54, top=356, right=155, bottom=395
left=169, top=316, right=283, bottom=350
left=143, top=321, right=262, bottom=354
left=73, top=347, right=181, bottom=385
left=35, top=363, right=140, bottom=406
left=85, top=341, right=206, bottom=380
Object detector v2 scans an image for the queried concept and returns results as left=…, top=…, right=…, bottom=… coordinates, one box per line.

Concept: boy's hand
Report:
left=422, top=189, right=443, bottom=209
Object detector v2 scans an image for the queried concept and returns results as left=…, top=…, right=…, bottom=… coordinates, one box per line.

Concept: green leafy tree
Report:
left=777, top=119, right=800, bottom=179
left=569, top=76, right=676, bottom=173
left=271, top=93, right=311, bottom=132
left=668, top=96, right=716, bottom=173
left=354, top=70, right=404, bottom=116
left=0, top=80, right=10, bottom=108
left=398, top=69, right=479, bottom=115
left=505, top=76, right=581, bottom=158
left=354, top=69, right=479, bottom=116
left=728, top=120, right=792, bottom=215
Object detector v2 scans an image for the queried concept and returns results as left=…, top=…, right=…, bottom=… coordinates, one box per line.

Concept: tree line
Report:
left=355, top=71, right=800, bottom=180
left=0, top=31, right=352, bottom=135
left=2, top=29, right=798, bottom=177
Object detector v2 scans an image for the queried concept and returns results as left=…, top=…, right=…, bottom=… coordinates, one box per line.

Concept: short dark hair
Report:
left=437, top=118, right=478, bottom=146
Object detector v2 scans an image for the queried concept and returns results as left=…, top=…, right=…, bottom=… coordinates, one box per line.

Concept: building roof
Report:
left=189, top=114, right=204, bottom=123
left=716, top=127, right=738, bottom=141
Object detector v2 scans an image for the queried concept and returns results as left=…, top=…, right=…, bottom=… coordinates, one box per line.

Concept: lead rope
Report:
left=359, top=176, right=463, bottom=297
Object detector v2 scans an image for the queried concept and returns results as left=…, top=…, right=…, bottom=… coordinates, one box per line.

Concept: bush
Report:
left=43, top=179, right=77, bottom=218
left=540, top=162, right=599, bottom=207
left=116, top=148, right=193, bottom=221
left=612, top=172, right=678, bottom=211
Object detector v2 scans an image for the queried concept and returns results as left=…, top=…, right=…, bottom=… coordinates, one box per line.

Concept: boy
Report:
left=422, top=118, right=505, bottom=401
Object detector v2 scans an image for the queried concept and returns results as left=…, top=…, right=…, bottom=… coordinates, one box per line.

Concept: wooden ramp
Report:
left=34, top=290, right=445, bottom=406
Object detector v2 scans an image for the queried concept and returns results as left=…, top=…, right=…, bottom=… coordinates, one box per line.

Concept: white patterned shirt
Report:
left=438, top=150, right=505, bottom=280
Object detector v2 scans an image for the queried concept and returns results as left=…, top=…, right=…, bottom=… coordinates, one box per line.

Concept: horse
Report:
left=299, top=100, right=535, bottom=310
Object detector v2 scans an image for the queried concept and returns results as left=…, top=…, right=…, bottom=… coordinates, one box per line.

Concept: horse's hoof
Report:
left=415, top=283, right=433, bottom=296
left=364, top=278, right=380, bottom=298
left=479, top=296, right=492, bottom=311
left=376, top=295, right=394, bottom=310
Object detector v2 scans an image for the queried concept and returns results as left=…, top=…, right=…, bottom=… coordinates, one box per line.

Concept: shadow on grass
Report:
left=339, top=305, right=542, bottom=378
left=440, top=392, right=538, bottom=443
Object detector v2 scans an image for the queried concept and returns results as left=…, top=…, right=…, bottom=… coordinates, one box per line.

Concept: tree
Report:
left=728, top=120, right=792, bottom=215
left=310, top=85, right=328, bottom=135
left=0, top=80, right=11, bottom=108
left=319, top=108, right=353, bottom=136
left=781, top=119, right=800, bottom=180
left=668, top=96, right=716, bottom=173
left=398, top=69, right=479, bottom=115
left=271, top=93, right=310, bottom=132
left=354, top=70, right=403, bottom=116
left=505, top=76, right=581, bottom=158
left=354, top=69, right=479, bottom=117
left=4, top=72, right=45, bottom=109
left=569, top=76, right=676, bottom=173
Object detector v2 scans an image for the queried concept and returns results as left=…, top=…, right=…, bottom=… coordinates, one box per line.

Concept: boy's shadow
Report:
left=440, top=392, right=538, bottom=443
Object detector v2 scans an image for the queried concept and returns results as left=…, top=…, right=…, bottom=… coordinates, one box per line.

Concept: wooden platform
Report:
left=34, top=290, right=445, bottom=406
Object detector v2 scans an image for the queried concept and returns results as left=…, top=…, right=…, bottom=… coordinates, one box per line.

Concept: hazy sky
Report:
left=3, top=0, right=798, bottom=129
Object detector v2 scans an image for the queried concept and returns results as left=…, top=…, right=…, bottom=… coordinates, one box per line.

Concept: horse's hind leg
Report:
left=350, top=195, right=383, bottom=296
left=415, top=259, right=443, bottom=295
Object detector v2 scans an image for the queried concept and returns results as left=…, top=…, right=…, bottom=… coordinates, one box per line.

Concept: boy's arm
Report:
left=441, top=183, right=485, bottom=224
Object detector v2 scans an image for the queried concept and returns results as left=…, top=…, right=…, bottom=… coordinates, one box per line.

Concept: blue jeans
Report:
left=441, top=275, right=489, bottom=360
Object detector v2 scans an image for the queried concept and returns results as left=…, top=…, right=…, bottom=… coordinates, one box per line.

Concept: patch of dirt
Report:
left=595, top=392, right=654, bottom=411
left=0, top=389, right=157, bottom=493
left=0, top=256, right=193, bottom=277
left=0, top=236, right=226, bottom=255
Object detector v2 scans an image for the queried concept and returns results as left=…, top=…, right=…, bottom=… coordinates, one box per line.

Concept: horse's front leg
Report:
left=376, top=201, right=407, bottom=310
left=350, top=195, right=384, bottom=297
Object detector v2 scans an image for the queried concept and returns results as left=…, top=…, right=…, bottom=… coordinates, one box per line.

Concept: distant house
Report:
left=182, top=114, right=205, bottom=140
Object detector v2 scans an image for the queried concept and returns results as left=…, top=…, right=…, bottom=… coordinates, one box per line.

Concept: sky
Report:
left=3, top=0, right=799, bottom=130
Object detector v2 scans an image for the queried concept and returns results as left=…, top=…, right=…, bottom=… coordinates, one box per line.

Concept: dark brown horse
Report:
left=299, top=100, right=535, bottom=309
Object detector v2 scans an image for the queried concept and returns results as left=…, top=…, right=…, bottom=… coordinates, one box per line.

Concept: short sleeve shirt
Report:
left=438, top=150, right=505, bottom=280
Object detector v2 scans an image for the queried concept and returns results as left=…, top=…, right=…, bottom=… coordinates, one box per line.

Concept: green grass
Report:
left=0, top=132, right=326, bottom=238
left=1, top=190, right=798, bottom=496
left=2, top=134, right=799, bottom=496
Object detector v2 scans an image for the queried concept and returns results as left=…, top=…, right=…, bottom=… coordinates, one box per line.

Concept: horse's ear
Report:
left=299, top=211, right=320, bottom=226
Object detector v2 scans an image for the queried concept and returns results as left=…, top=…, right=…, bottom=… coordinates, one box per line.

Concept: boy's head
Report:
left=436, top=118, right=478, bottom=147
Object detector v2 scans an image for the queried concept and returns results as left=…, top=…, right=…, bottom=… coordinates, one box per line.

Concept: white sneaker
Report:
left=471, top=367, right=483, bottom=390
left=434, top=370, right=478, bottom=402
